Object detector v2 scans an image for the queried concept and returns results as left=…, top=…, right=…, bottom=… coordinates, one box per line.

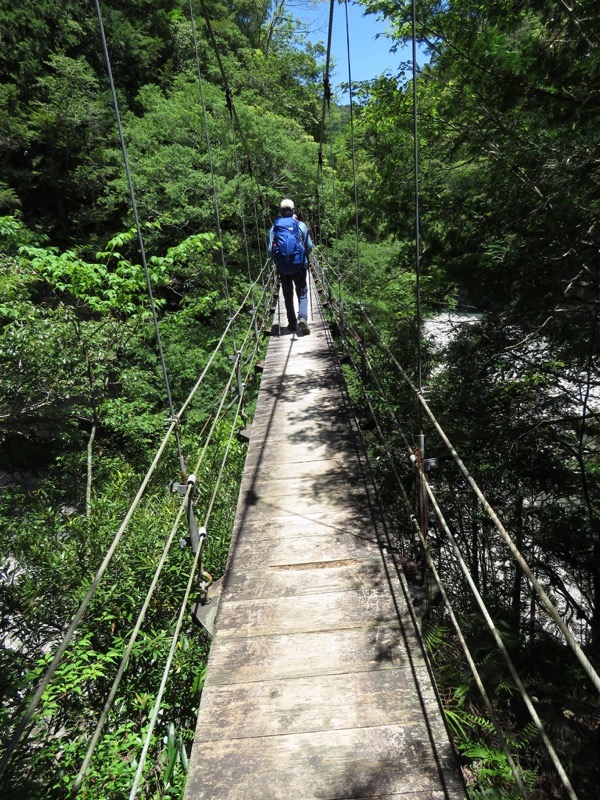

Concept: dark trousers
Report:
left=279, top=268, right=308, bottom=325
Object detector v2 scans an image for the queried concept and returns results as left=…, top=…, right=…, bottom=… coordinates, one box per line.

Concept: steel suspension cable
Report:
left=188, top=0, right=237, bottom=350
left=316, top=0, right=336, bottom=246
left=70, top=340, right=248, bottom=793
left=128, top=320, right=263, bottom=798
left=338, top=315, right=572, bottom=797
left=0, top=274, right=263, bottom=777
left=411, top=0, right=423, bottom=396
left=191, top=0, right=272, bottom=343
left=231, top=122, right=254, bottom=289
left=196, top=0, right=267, bottom=212
left=362, top=310, right=600, bottom=695
left=94, top=0, right=186, bottom=478
left=328, top=102, right=342, bottom=308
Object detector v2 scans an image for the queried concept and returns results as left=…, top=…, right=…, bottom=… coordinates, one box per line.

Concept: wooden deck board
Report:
left=184, top=282, right=466, bottom=799
left=187, top=726, right=463, bottom=800
left=195, top=668, right=444, bottom=741
left=220, top=558, right=389, bottom=600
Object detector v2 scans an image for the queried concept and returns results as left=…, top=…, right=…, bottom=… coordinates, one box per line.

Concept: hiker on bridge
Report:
left=268, top=198, right=313, bottom=335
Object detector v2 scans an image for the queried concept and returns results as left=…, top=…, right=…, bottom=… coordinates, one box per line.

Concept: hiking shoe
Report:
left=299, top=319, right=310, bottom=335
left=287, top=321, right=297, bottom=331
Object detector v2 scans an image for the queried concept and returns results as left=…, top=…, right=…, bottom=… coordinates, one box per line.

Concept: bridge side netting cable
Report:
left=356, top=307, right=578, bottom=796
left=361, top=310, right=600, bottom=696
left=313, top=256, right=580, bottom=796
left=0, top=258, right=269, bottom=779
left=318, top=276, right=530, bottom=794
left=316, top=246, right=600, bottom=696
left=313, top=0, right=600, bottom=700
left=310, top=10, right=597, bottom=790
left=127, top=313, right=265, bottom=798
left=69, top=3, right=275, bottom=792
left=69, top=297, right=269, bottom=793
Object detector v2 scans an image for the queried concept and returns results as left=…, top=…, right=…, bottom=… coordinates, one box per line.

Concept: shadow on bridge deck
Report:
left=184, top=280, right=467, bottom=800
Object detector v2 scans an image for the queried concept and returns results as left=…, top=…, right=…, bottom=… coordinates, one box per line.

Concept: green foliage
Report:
left=2, top=0, right=600, bottom=797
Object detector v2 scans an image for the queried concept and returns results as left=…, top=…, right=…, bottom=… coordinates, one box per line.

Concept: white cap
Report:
left=280, top=198, right=294, bottom=210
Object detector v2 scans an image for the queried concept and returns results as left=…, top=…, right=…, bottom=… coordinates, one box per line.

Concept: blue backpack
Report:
left=271, top=217, right=305, bottom=275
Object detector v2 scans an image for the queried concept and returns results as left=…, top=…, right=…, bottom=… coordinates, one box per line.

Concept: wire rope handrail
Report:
left=127, top=317, right=264, bottom=798
left=421, top=470, right=579, bottom=800
left=411, top=517, right=531, bottom=799
left=330, top=306, right=531, bottom=794
left=357, top=334, right=579, bottom=796
left=354, top=308, right=600, bottom=697
left=324, top=292, right=579, bottom=798
left=0, top=268, right=270, bottom=777
left=69, top=311, right=263, bottom=793
left=316, top=264, right=600, bottom=697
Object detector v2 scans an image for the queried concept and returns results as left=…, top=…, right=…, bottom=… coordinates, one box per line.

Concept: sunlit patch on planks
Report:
left=184, top=278, right=467, bottom=800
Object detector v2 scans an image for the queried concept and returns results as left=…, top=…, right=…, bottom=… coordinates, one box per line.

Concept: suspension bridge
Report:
left=1, top=1, right=598, bottom=799
left=183, top=277, right=466, bottom=799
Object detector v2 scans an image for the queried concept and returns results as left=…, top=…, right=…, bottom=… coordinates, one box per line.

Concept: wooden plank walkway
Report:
left=184, top=279, right=467, bottom=799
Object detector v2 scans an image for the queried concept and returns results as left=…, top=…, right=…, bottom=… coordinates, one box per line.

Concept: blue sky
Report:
left=296, top=1, right=413, bottom=96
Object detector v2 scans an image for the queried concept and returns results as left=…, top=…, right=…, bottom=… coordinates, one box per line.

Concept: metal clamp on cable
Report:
left=172, top=475, right=202, bottom=552
left=197, top=528, right=212, bottom=604
left=165, top=414, right=180, bottom=430
left=171, top=473, right=196, bottom=494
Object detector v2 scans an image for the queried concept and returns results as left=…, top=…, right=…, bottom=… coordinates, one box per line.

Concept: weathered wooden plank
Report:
left=238, top=478, right=369, bottom=507
left=242, top=435, right=358, bottom=463
left=184, top=724, right=464, bottom=800
left=204, top=623, right=423, bottom=687
left=231, top=506, right=377, bottom=536
left=214, top=587, right=404, bottom=638
left=195, top=668, right=443, bottom=742
left=227, top=528, right=383, bottom=568
left=238, top=454, right=359, bottom=482
left=239, top=463, right=367, bottom=493
left=220, top=557, right=388, bottom=600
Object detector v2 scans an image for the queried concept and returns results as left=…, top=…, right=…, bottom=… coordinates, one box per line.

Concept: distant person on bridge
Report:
left=268, top=198, right=313, bottom=335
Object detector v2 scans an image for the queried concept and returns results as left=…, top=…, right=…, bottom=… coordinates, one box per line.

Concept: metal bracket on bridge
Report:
left=191, top=575, right=224, bottom=637
left=171, top=473, right=204, bottom=555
